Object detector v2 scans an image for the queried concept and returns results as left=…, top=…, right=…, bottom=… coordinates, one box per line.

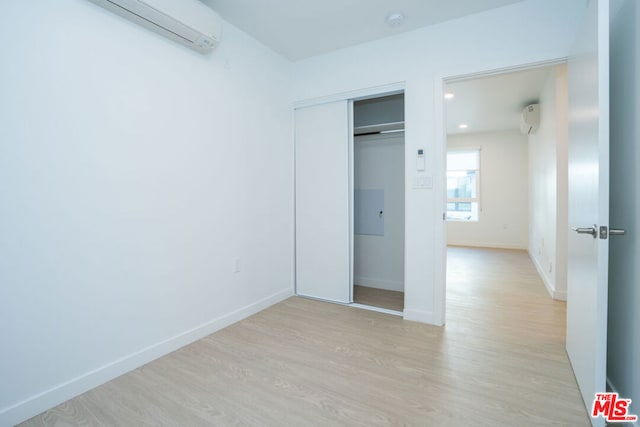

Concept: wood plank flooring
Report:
left=353, top=285, right=404, bottom=312
left=19, top=247, right=589, bottom=426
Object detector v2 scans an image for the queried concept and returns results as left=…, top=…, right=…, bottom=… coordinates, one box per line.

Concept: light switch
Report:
left=414, top=174, right=433, bottom=189
left=424, top=175, right=433, bottom=188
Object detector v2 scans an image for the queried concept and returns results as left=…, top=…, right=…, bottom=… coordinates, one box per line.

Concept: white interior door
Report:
left=566, top=0, right=609, bottom=423
left=295, top=101, right=350, bottom=303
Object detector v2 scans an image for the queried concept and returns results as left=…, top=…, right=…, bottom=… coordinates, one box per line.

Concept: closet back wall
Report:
left=354, top=133, right=405, bottom=292
left=354, top=94, right=404, bottom=127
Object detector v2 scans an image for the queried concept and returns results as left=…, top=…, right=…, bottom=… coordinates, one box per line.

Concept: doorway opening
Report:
left=351, top=93, right=405, bottom=313
left=441, top=62, right=568, bottom=319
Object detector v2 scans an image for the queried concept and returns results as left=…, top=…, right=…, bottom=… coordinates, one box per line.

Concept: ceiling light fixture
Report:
left=386, top=12, right=405, bottom=27
left=459, top=123, right=469, bottom=129
left=444, top=92, right=455, bottom=100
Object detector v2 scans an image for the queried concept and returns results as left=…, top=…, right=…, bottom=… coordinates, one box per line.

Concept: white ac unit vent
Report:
left=89, top=0, right=223, bottom=54
left=520, top=104, right=540, bottom=135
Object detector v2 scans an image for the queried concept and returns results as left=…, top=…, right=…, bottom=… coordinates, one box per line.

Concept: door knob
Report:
left=571, top=225, right=597, bottom=238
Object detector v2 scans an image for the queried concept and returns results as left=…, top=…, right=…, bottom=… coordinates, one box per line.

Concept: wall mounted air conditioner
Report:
left=520, top=104, right=540, bottom=135
left=89, top=0, right=223, bottom=54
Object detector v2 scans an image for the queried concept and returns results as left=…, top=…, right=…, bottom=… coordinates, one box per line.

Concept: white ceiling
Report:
left=201, top=0, right=527, bottom=61
left=445, top=66, right=555, bottom=135
left=199, top=0, right=553, bottom=136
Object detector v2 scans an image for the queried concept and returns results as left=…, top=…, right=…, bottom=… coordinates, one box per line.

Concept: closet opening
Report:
left=351, top=93, right=405, bottom=314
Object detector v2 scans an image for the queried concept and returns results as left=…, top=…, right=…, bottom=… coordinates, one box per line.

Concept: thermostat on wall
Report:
left=417, top=149, right=425, bottom=171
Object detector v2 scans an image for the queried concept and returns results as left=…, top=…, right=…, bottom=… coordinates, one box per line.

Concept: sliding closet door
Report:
left=295, top=101, right=350, bottom=303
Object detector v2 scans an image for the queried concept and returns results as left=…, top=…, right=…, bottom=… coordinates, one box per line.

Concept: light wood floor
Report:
left=20, top=247, right=589, bottom=426
left=353, top=284, right=404, bottom=312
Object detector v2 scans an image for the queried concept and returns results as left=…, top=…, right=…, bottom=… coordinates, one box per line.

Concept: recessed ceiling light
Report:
left=386, top=12, right=405, bottom=27
left=444, top=92, right=455, bottom=100
left=459, top=123, right=469, bottom=129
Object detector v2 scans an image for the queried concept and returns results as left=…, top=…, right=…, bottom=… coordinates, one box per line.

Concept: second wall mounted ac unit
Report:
left=520, top=104, right=540, bottom=135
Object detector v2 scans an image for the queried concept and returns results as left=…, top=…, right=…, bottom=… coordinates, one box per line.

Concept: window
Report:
left=447, top=149, right=480, bottom=221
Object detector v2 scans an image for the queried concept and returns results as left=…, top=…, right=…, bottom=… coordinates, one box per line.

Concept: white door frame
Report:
left=432, top=58, right=568, bottom=326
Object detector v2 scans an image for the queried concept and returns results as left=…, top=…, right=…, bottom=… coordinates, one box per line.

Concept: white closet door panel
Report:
left=295, top=101, right=350, bottom=303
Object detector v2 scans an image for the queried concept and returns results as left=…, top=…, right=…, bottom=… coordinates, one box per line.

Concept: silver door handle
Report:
left=571, top=225, right=597, bottom=238
left=609, top=228, right=626, bottom=236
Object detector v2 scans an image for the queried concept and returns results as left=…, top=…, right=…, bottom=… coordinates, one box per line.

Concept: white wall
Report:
left=292, top=0, right=586, bottom=324
left=447, top=130, right=528, bottom=249
left=0, top=1, right=293, bottom=425
left=608, top=0, right=640, bottom=417
left=354, top=133, right=405, bottom=292
left=528, top=65, right=569, bottom=300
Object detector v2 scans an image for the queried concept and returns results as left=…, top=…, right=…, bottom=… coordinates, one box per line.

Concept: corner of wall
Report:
left=0, top=288, right=293, bottom=427
left=554, top=63, right=569, bottom=297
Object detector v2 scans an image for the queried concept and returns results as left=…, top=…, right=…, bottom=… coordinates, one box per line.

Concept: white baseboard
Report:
left=354, top=276, right=403, bottom=292
left=527, top=251, right=566, bottom=301
left=1, top=288, right=293, bottom=427
left=553, top=289, right=567, bottom=301
left=529, top=250, right=554, bottom=297
left=403, top=308, right=442, bottom=326
left=447, top=241, right=528, bottom=250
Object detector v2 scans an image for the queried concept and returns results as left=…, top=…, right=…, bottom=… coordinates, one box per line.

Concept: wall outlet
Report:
left=234, top=257, right=241, bottom=273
